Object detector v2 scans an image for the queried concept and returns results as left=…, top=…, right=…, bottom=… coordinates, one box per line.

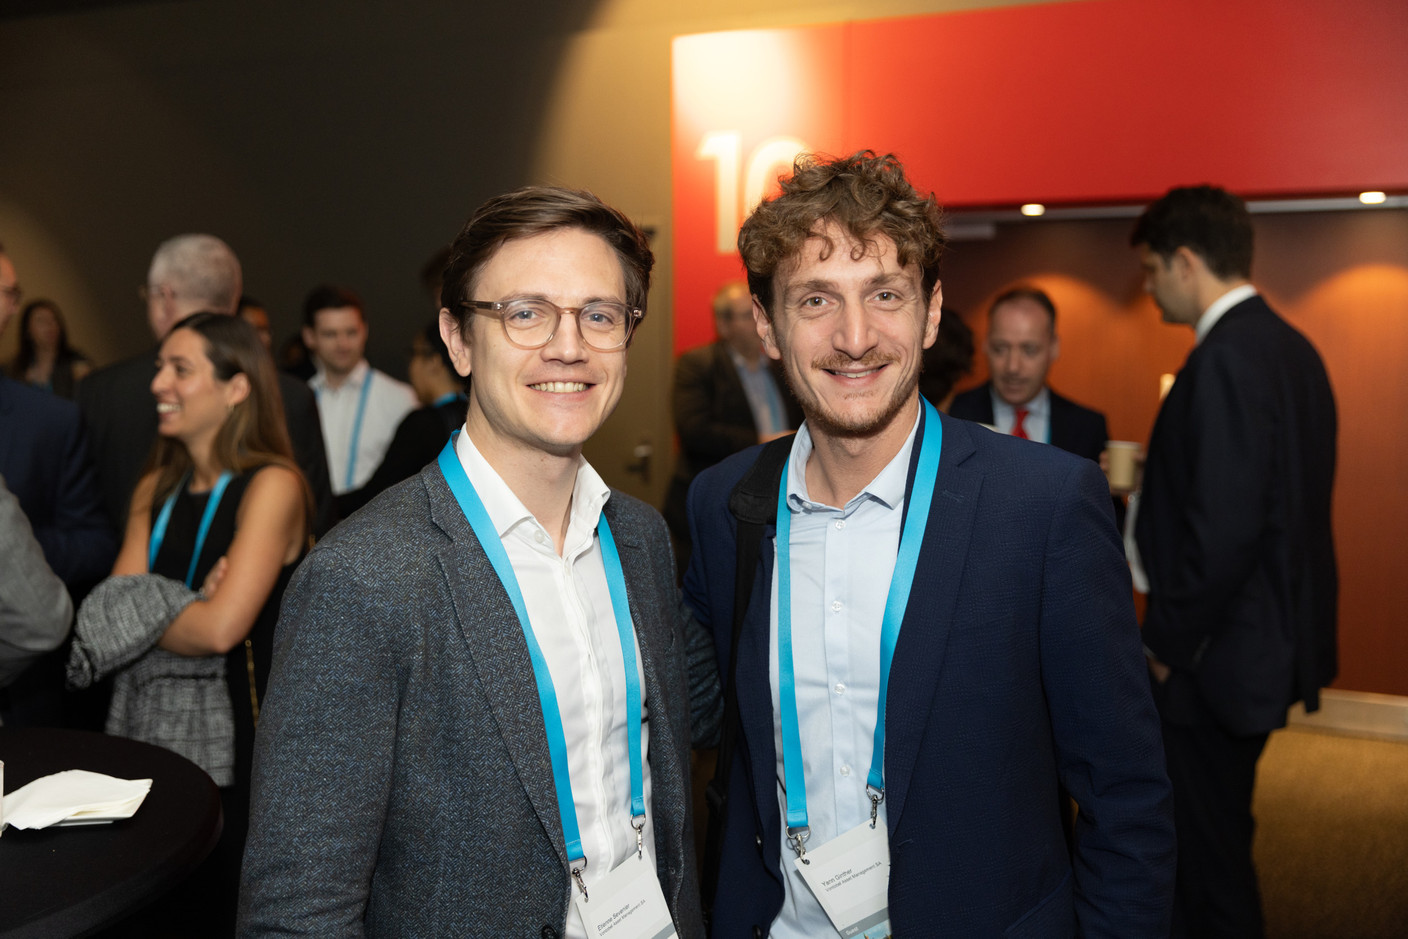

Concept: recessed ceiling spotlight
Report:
left=1020, top=203, right=1046, bottom=217
left=1359, top=191, right=1387, bottom=205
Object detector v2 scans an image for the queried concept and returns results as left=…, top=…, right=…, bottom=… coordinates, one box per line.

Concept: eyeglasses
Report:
left=462, top=298, right=642, bottom=352
left=137, top=284, right=172, bottom=303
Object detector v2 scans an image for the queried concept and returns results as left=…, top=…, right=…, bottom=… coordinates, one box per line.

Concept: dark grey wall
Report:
left=0, top=0, right=598, bottom=375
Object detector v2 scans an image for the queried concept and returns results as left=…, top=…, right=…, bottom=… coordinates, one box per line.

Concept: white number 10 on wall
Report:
left=696, top=132, right=811, bottom=255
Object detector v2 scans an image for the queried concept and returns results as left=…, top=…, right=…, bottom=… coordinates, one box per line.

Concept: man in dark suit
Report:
left=663, top=281, right=801, bottom=568
left=241, top=187, right=719, bottom=936
left=685, top=151, right=1173, bottom=937
left=77, top=234, right=335, bottom=536
left=949, top=286, right=1108, bottom=462
left=1131, top=185, right=1337, bottom=938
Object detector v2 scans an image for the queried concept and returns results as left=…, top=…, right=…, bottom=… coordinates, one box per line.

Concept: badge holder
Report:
left=573, top=814, right=678, bottom=939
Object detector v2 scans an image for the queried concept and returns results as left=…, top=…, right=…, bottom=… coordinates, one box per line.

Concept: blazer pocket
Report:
left=1003, top=870, right=1074, bottom=938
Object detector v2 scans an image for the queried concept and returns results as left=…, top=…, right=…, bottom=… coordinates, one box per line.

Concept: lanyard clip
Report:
left=571, top=859, right=589, bottom=900
left=632, top=813, right=646, bottom=860
left=867, top=785, right=885, bottom=830
left=787, top=825, right=811, bottom=865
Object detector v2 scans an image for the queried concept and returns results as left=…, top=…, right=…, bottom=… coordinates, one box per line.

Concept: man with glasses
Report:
left=77, top=234, right=335, bottom=535
left=241, top=187, right=720, bottom=938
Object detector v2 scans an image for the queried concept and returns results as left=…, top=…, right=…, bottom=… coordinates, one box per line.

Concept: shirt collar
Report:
left=453, top=427, right=610, bottom=549
left=785, top=407, right=921, bottom=515
left=1195, top=284, right=1257, bottom=345
left=311, top=358, right=370, bottom=391
left=991, top=385, right=1049, bottom=422
left=726, top=345, right=768, bottom=375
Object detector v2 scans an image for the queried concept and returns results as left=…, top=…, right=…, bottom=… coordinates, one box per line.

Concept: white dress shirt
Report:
left=454, top=430, right=655, bottom=939
left=310, top=360, right=417, bottom=494
left=991, top=385, right=1051, bottom=444
left=766, top=412, right=920, bottom=939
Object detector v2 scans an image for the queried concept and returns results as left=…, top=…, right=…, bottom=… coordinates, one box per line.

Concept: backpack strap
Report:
left=701, top=434, right=793, bottom=919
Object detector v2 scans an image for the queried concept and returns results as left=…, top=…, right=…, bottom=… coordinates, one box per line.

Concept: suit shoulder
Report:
left=311, top=472, right=445, bottom=566
left=947, top=386, right=990, bottom=421
left=604, top=488, right=668, bottom=537
left=692, top=440, right=769, bottom=503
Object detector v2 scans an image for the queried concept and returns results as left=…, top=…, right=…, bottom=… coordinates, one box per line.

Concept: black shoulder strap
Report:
left=701, top=435, right=793, bottom=919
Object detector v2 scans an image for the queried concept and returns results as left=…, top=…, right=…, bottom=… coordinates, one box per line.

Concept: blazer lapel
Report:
left=883, top=414, right=983, bottom=831
left=422, top=465, right=570, bottom=869
left=735, top=527, right=783, bottom=861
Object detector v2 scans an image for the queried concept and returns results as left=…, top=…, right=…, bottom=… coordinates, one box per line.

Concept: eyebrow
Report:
left=783, top=273, right=913, bottom=298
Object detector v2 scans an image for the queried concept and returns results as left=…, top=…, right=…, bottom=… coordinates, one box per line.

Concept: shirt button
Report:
left=534, top=530, right=547, bottom=545
left=830, top=600, right=842, bottom=613
left=835, top=519, right=846, bottom=530
left=833, top=682, right=846, bottom=695
left=840, top=765, right=851, bottom=777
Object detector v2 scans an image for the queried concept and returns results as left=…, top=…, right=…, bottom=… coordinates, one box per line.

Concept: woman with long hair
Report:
left=108, top=311, right=309, bottom=928
left=9, top=298, right=91, bottom=398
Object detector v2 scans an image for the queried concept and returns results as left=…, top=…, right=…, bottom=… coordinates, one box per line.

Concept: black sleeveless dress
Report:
left=135, top=465, right=299, bottom=935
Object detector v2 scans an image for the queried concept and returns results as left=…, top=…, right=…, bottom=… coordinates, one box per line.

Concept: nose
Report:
left=542, top=308, right=589, bottom=362
left=832, top=300, right=877, bottom=359
left=150, top=364, right=170, bottom=396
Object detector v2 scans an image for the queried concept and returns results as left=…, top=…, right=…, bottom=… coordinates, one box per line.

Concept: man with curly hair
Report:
left=684, top=151, right=1174, bottom=937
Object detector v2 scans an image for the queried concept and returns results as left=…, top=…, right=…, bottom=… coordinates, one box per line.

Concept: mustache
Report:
left=811, top=352, right=898, bottom=371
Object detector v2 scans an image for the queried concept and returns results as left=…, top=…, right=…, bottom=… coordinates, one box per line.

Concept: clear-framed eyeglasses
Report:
left=462, top=298, right=643, bottom=352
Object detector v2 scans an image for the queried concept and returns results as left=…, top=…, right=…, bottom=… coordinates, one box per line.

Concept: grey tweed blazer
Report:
left=238, top=461, right=718, bottom=937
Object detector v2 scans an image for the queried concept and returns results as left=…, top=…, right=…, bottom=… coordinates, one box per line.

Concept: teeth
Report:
left=832, top=368, right=880, bottom=379
left=156, top=403, right=180, bottom=413
left=530, top=382, right=588, bottom=393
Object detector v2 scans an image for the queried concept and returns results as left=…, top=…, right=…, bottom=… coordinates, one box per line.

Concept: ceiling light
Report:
left=1359, top=191, right=1387, bottom=205
left=1020, top=203, right=1046, bottom=217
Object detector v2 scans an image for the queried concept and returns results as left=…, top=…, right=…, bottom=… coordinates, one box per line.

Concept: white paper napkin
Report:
left=1, top=769, right=152, bottom=832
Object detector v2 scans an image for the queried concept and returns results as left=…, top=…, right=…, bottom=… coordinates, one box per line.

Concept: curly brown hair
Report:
left=738, top=150, right=946, bottom=317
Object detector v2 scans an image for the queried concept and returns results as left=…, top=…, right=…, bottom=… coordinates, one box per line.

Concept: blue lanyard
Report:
left=776, top=398, right=942, bottom=857
left=436, top=437, right=646, bottom=890
left=433, top=391, right=467, bottom=408
left=317, top=371, right=376, bottom=490
left=148, top=470, right=234, bottom=588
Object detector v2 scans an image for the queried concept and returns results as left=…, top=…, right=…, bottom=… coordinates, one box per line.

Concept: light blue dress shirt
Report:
left=729, top=347, right=791, bottom=436
left=766, top=411, right=920, bottom=938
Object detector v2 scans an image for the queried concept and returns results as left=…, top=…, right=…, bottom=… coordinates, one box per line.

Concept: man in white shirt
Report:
left=241, top=187, right=720, bottom=938
left=684, top=151, right=1173, bottom=937
left=302, top=285, right=417, bottom=501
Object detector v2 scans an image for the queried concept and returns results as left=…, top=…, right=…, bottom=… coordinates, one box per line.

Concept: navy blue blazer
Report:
left=0, top=375, right=115, bottom=590
left=683, top=411, right=1174, bottom=937
left=949, top=383, right=1109, bottom=464
left=1136, top=295, right=1337, bottom=735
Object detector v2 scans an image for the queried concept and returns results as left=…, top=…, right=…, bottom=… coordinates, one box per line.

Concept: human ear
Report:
left=439, top=308, right=473, bottom=377
left=753, top=296, right=781, bottom=361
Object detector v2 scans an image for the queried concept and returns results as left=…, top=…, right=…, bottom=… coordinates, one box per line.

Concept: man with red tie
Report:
left=949, top=286, right=1108, bottom=463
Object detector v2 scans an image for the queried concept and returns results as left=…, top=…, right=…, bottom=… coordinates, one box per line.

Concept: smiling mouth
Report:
left=156, top=402, right=180, bottom=413
left=827, top=366, right=884, bottom=380
left=529, top=381, right=589, bottom=393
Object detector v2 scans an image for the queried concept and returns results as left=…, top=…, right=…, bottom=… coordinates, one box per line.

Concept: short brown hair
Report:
left=440, top=186, right=653, bottom=335
left=738, top=150, right=946, bottom=316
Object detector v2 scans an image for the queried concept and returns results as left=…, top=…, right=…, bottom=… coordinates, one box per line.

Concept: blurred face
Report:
left=27, top=304, right=62, bottom=350
left=985, top=297, right=1058, bottom=408
left=760, top=221, right=940, bottom=440
left=440, top=227, right=629, bottom=465
left=151, top=327, right=249, bottom=451
left=0, top=255, right=20, bottom=338
left=714, top=285, right=761, bottom=361
left=1139, top=245, right=1200, bottom=325
left=303, top=306, right=368, bottom=379
left=239, top=305, right=273, bottom=352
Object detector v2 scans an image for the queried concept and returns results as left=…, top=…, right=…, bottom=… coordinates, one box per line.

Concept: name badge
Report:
left=573, top=853, right=679, bottom=939
left=794, top=821, right=892, bottom=938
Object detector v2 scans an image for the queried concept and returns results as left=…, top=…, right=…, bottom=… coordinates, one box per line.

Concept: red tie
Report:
left=1012, top=408, right=1029, bottom=439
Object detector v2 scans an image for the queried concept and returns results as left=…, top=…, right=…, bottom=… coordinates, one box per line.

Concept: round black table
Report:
left=0, top=728, right=223, bottom=938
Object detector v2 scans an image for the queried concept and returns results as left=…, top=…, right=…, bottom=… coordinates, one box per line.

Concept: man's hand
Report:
left=1146, top=654, right=1171, bottom=684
